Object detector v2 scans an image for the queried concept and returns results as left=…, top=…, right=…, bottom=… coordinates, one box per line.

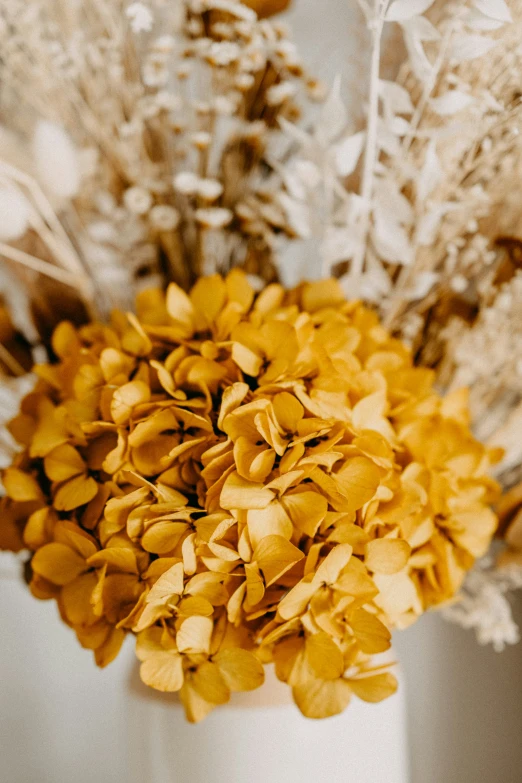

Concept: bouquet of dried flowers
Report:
left=0, top=0, right=520, bottom=721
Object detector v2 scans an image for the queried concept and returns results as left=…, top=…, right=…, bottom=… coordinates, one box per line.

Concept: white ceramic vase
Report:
left=1, top=554, right=410, bottom=783
left=127, top=661, right=410, bottom=783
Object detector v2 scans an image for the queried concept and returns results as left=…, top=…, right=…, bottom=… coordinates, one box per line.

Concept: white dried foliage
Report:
left=0, top=0, right=321, bottom=313
left=386, top=0, right=435, bottom=23
left=32, top=121, right=81, bottom=200
left=443, top=557, right=522, bottom=652
left=126, top=2, right=154, bottom=32
left=0, top=185, right=30, bottom=242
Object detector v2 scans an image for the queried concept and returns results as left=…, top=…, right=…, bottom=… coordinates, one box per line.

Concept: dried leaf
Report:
left=386, top=0, right=435, bottom=22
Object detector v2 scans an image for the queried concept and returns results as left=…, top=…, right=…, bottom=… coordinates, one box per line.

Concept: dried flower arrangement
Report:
left=0, top=272, right=499, bottom=720
left=0, top=0, right=521, bottom=721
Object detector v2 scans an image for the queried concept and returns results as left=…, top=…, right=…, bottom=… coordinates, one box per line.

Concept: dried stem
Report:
left=0, top=344, right=27, bottom=377
left=351, top=0, right=389, bottom=286
left=0, top=242, right=87, bottom=289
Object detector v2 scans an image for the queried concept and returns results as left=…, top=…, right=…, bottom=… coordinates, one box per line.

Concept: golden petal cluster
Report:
left=0, top=272, right=500, bottom=721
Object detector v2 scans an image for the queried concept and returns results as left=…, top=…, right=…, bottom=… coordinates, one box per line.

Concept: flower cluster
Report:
left=0, top=272, right=499, bottom=720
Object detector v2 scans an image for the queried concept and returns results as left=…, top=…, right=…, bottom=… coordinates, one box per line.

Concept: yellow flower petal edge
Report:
left=0, top=272, right=500, bottom=721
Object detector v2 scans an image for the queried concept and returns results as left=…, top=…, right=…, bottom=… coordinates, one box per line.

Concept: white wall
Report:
left=395, top=607, right=522, bottom=783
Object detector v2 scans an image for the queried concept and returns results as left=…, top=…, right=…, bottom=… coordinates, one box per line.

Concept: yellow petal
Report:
left=190, top=275, right=227, bottom=325
left=177, top=596, right=214, bottom=617
left=180, top=680, right=217, bottom=724
left=44, top=443, right=86, bottom=482
left=217, top=383, right=250, bottom=431
left=146, top=562, right=185, bottom=604
left=99, top=347, right=135, bottom=383
left=247, top=503, right=293, bottom=549
left=104, top=487, right=150, bottom=528
left=253, top=535, right=304, bottom=587
left=191, top=661, right=230, bottom=705
left=351, top=391, right=396, bottom=443
left=374, top=572, right=421, bottom=621
left=54, top=520, right=98, bottom=559
left=94, top=627, right=126, bottom=668
left=227, top=582, right=247, bottom=624
left=333, top=456, right=381, bottom=512
left=185, top=573, right=228, bottom=606
left=272, top=634, right=304, bottom=682
left=136, top=626, right=166, bottom=660
left=314, top=544, right=353, bottom=586
left=177, top=615, right=213, bottom=655
left=449, top=509, right=497, bottom=558
left=281, top=492, right=327, bottom=538
left=365, top=538, right=411, bottom=575
left=334, top=558, right=378, bottom=599
left=301, top=279, right=345, bottom=313
left=61, top=572, right=98, bottom=626
left=232, top=343, right=263, bottom=377
left=141, top=521, right=189, bottom=555
left=293, top=676, right=352, bottom=719
left=3, top=468, right=42, bottom=502
left=234, top=438, right=275, bottom=483
left=221, top=472, right=275, bottom=511
left=213, top=648, right=265, bottom=692
left=31, top=543, right=86, bottom=586
left=278, top=577, right=317, bottom=620
left=182, top=532, right=197, bottom=575
left=52, top=320, right=80, bottom=358
left=272, top=392, right=304, bottom=433
left=305, top=632, right=345, bottom=680
left=225, top=268, right=254, bottom=313
left=87, top=548, right=139, bottom=574
left=350, top=608, right=391, bottom=654
left=110, top=381, right=151, bottom=425
left=132, top=601, right=171, bottom=632
left=53, top=474, right=98, bottom=512
left=122, top=314, right=153, bottom=356
left=140, top=651, right=184, bottom=692
left=23, top=507, right=57, bottom=550
left=244, top=562, right=265, bottom=606
left=348, top=672, right=398, bottom=703
left=166, top=283, right=195, bottom=335
left=76, top=620, right=110, bottom=651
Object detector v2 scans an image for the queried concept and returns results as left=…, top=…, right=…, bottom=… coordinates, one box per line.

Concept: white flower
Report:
left=174, top=172, right=200, bottom=195
left=207, top=42, right=241, bottom=67
left=266, top=82, right=297, bottom=106
left=126, top=2, right=154, bottom=34
left=197, top=179, right=223, bottom=202
left=195, top=207, right=233, bottom=229
left=149, top=205, right=180, bottom=231
left=123, top=186, right=153, bottom=215
left=142, top=53, right=169, bottom=88
left=0, top=185, right=31, bottom=242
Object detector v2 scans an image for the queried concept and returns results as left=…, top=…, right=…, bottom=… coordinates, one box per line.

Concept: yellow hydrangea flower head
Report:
left=0, top=272, right=499, bottom=721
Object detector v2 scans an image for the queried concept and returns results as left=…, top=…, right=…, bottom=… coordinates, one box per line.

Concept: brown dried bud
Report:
left=241, top=0, right=292, bottom=18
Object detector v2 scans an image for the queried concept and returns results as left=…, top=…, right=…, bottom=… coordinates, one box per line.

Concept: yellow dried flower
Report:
left=0, top=272, right=499, bottom=721
left=241, top=0, right=292, bottom=18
